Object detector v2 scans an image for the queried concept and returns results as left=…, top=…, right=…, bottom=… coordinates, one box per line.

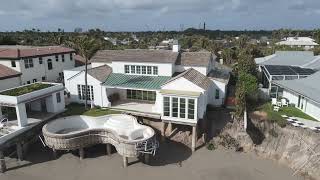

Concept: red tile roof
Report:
left=0, top=64, right=21, bottom=80
left=0, top=46, right=75, bottom=59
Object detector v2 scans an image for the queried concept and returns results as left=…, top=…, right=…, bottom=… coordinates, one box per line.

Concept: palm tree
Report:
left=66, top=36, right=101, bottom=109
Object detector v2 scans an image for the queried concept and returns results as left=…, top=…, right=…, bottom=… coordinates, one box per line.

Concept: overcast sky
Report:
left=1, top=0, right=320, bottom=32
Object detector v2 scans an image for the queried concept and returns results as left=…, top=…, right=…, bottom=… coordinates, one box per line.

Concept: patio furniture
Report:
left=277, top=101, right=282, bottom=107
left=273, top=106, right=280, bottom=112
left=271, top=98, right=277, bottom=106
left=281, top=98, right=288, bottom=107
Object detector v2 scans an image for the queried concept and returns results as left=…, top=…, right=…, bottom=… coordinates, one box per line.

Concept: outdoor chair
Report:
left=281, top=99, right=288, bottom=107
left=271, top=98, right=277, bottom=106
left=273, top=106, right=280, bottom=112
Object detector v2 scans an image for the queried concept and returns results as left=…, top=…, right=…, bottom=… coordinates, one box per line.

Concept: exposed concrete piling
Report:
left=52, top=149, right=57, bottom=159
left=123, top=156, right=128, bottom=168
left=16, top=142, right=23, bottom=161
left=191, top=126, right=197, bottom=152
left=0, top=151, right=6, bottom=173
left=106, top=144, right=112, bottom=156
left=79, top=148, right=85, bottom=160
left=144, top=154, right=150, bottom=164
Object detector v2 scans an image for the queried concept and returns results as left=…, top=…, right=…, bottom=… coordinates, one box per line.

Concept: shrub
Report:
left=207, top=142, right=216, bottom=151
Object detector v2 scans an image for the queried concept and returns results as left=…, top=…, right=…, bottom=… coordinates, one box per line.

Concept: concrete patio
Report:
left=111, top=100, right=155, bottom=113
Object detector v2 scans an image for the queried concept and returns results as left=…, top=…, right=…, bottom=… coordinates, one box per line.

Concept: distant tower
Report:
left=203, top=22, right=206, bottom=31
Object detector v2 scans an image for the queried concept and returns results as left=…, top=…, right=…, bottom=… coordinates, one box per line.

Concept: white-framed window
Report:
left=153, top=66, right=158, bottom=75
left=62, top=54, right=65, bottom=62
left=77, top=85, right=94, bottom=101
left=163, top=97, right=170, bottom=116
left=48, top=59, right=53, bottom=70
left=126, top=89, right=156, bottom=101
left=172, top=97, right=178, bottom=117
left=215, top=89, right=220, bottom=99
left=39, top=57, right=43, bottom=64
left=124, top=65, right=158, bottom=75
left=136, top=66, right=141, bottom=74
left=55, top=55, right=59, bottom=62
left=11, top=60, right=16, bottom=67
left=56, top=92, right=61, bottom=103
left=70, top=53, right=73, bottom=61
left=131, top=65, right=136, bottom=74
left=188, top=99, right=195, bottom=119
left=180, top=98, right=186, bottom=118
left=142, top=66, right=146, bottom=74
left=125, top=65, right=130, bottom=73
left=147, top=66, right=152, bottom=74
left=24, top=58, right=33, bottom=69
left=163, top=96, right=196, bottom=120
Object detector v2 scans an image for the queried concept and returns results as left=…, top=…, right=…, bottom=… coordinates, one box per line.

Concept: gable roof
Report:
left=274, top=71, right=320, bottom=104
left=0, top=64, right=22, bottom=80
left=87, top=65, right=112, bottom=82
left=163, top=68, right=212, bottom=90
left=91, top=49, right=179, bottom=64
left=177, top=52, right=214, bottom=66
left=255, top=51, right=320, bottom=70
left=0, top=46, right=75, bottom=59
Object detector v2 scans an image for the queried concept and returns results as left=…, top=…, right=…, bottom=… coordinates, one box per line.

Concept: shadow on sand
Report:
left=6, top=133, right=192, bottom=171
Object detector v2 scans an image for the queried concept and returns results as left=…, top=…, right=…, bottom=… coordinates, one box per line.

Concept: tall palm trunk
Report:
left=84, top=57, right=88, bottom=109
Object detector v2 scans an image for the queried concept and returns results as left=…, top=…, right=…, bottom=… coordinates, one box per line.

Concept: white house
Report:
left=0, top=64, right=22, bottom=91
left=255, top=51, right=320, bottom=96
left=273, top=71, right=320, bottom=121
left=64, top=47, right=230, bottom=151
left=0, top=46, right=75, bottom=85
left=276, top=37, right=319, bottom=50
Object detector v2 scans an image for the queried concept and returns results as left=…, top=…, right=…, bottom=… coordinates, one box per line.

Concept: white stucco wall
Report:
left=305, top=100, right=320, bottom=121
left=209, top=79, right=227, bottom=106
left=282, top=89, right=320, bottom=121
left=162, top=77, right=205, bottom=92
left=0, top=76, right=22, bottom=91
left=282, top=90, right=299, bottom=106
left=64, top=71, right=108, bottom=107
left=0, top=53, right=75, bottom=84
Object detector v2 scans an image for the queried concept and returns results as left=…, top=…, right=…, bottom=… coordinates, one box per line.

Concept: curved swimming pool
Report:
left=42, top=114, right=157, bottom=158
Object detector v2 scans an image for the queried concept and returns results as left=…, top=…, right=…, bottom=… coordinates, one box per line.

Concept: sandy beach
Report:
left=0, top=140, right=302, bottom=180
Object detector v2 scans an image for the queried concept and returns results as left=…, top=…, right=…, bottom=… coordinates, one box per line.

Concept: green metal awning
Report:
left=103, top=73, right=171, bottom=90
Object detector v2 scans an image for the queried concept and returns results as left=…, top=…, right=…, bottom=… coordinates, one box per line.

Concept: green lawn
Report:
left=62, top=103, right=120, bottom=117
left=257, top=103, right=317, bottom=127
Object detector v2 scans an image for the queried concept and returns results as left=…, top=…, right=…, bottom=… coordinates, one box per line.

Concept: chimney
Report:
left=172, top=40, right=180, bottom=52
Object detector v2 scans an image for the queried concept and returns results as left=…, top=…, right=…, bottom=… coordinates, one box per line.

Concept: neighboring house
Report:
left=0, top=64, right=22, bottom=91
left=0, top=46, right=75, bottom=85
left=255, top=51, right=320, bottom=96
left=64, top=46, right=230, bottom=136
left=273, top=71, right=320, bottom=121
left=276, top=37, right=319, bottom=50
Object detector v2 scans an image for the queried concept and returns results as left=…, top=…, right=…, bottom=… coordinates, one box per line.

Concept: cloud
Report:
left=0, top=0, right=320, bottom=31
